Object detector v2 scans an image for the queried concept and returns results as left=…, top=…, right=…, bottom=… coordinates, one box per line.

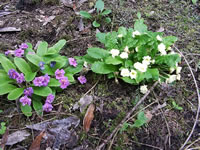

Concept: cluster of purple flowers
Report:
left=19, top=87, right=34, bottom=106
left=33, top=74, right=50, bottom=87
left=8, top=69, right=25, bottom=84
left=55, top=69, right=70, bottom=89
left=43, top=94, right=54, bottom=112
left=5, top=43, right=28, bottom=58
left=78, top=75, right=87, bottom=84
left=68, top=58, right=77, bottom=67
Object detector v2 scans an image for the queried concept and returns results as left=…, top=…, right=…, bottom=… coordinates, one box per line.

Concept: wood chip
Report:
left=0, top=27, right=21, bottom=33
left=83, top=104, right=95, bottom=133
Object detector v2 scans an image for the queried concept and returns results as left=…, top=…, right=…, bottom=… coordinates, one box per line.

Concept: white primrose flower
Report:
left=83, top=61, right=88, bottom=68
left=135, top=47, right=139, bottom=52
left=151, top=59, right=155, bottom=64
left=167, top=47, right=172, bottom=51
left=142, top=56, right=151, bottom=66
left=120, top=52, right=129, bottom=59
left=132, top=30, right=141, bottom=38
left=140, top=85, right=148, bottom=94
left=124, top=46, right=129, bottom=53
left=176, top=67, right=182, bottom=74
left=110, top=49, right=120, bottom=58
left=158, top=43, right=166, bottom=56
left=176, top=74, right=181, bottom=80
left=118, top=34, right=123, bottom=38
left=170, top=67, right=175, bottom=73
left=121, top=68, right=130, bottom=77
left=166, top=75, right=177, bottom=83
left=156, top=35, right=162, bottom=41
left=130, top=69, right=137, bottom=79
left=134, top=62, right=148, bottom=72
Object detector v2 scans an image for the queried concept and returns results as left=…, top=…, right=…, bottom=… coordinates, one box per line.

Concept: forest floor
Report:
left=0, top=0, right=200, bottom=149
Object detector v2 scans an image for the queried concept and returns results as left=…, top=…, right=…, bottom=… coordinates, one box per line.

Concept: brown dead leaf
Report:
left=29, top=131, right=45, bottom=150
left=83, top=104, right=95, bottom=132
left=145, top=110, right=153, bottom=123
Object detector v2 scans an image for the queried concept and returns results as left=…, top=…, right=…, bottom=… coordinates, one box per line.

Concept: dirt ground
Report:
left=0, top=0, right=200, bottom=149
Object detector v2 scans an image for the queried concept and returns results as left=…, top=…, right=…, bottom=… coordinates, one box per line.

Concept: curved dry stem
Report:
left=174, top=46, right=200, bottom=150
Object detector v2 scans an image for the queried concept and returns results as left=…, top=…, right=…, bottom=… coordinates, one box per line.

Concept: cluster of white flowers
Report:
left=140, top=85, right=148, bottom=94
left=110, top=46, right=130, bottom=59
left=158, top=43, right=167, bottom=56
left=132, top=30, right=141, bottom=38
left=156, top=35, right=162, bottom=41
left=118, top=34, right=123, bottom=38
left=166, top=66, right=182, bottom=83
left=110, top=49, right=120, bottom=58
left=120, top=68, right=137, bottom=79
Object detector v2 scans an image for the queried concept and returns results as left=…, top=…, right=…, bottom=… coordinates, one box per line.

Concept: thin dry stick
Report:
left=174, top=46, right=200, bottom=150
left=185, top=137, right=200, bottom=149
left=153, top=91, right=171, bottom=149
left=96, top=81, right=158, bottom=150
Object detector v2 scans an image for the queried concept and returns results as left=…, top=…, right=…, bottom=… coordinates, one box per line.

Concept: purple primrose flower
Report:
left=19, top=96, right=31, bottom=106
left=19, top=43, right=29, bottom=49
left=5, top=50, right=14, bottom=56
left=55, top=69, right=65, bottom=80
left=14, top=48, right=24, bottom=57
left=59, top=77, right=70, bottom=89
left=39, top=62, right=45, bottom=70
left=24, top=87, right=33, bottom=97
left=43, top=102, right=53, bottom=112
left=33, top=74, right=50, bottom=87
left=68, top=58, right=77, bottom=67
left=16, top=73, right=25, bottom=84
left=50, top=61, right=56, bottom=68
left=8, top=69, right=19, bottom=79
left=46, top=94, right=55, bottom=103
left=78, top=76, right=87, bottom=84
left=42, top=74, right=50, bottom=86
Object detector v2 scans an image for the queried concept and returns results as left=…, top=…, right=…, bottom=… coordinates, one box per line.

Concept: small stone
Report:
left=0, top=21, right=5, bottom=27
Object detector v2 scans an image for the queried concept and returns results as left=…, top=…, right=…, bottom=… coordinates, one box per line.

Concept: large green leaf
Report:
left=20, top=104, right=32, bottom=117
left=121, top=77, right=137, bottom=84
left=41, top=65, right=54, bottom=76
left=118, top=26, right=127, bottom=37
left=162, top=36, right=178, bottom=47
left=0, top=55, right=16, bottom=72
left=102, top=9, right=111, bottom=15
left=91, top=61, right=117, bottom=74
left=79, top=11, right=92, bottom=19
left=65, top=73, right=75, bottom=83
left=65, top=65, right=83, bottom=75
left=37, top=41, right=48, bottom=56
left=132, top=111, right=148, bottom=128
left=87, top=47, right=109, bottom=59
left=26, top=53, right=43, bottom=67
left=0, top=84, right=17, bottom=95
left=0, top=70, right=14, bottom=85
left=14, top=57, right=32, bottom=74
left=145, top=68, right=159, bottom=81
left=95, top=0, right=104, bottom=12
left=105, top=56, right=123, bottom=65
left=32, top=98, right=43, bottom=116
left=48, top=78, right=61, bottom=87
left=134, top=19, right=147, bottom=33
left=33, top=86, right=52, bottom=97
left=96, top=32, right=106, bottom=44
left=7, top=88, right=24, bottom=100
left=25, top=72, right=37, bottom=82
left=48, top=39, right=66, bottom=53
left=156, top=54, right=181, bottom=67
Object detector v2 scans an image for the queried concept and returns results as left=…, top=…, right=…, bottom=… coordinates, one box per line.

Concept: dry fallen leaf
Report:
left=145, top=110, right=153, bottom=123
left=83, top=104, right=95, bottom=132
left=29, top=131, right=45, bottom=150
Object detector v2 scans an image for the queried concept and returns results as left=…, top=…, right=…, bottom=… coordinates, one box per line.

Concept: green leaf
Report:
left=0, top=70, right=14, bottom=85
left=105, top=56, right=123, bottom=65
left=33, top=98, right=43, bottom=116
left=93, top=21, right=100, bottom=27
left=0, top=122, right=6, bottom=135
left=7, top=88, right=24, bottom=100
left=118, top=27, right=127, bottom=37
left=105, top=17, right=111, bottom=23
left=0, top=84, right=17, bottom=95
left=192, top=0, right=197, bottom=4
left=137, top=12, right=141, bottom=19
left=20, top=104, right=32, bottom=117
left=48, top=78, right=61, bottom=87
left=33, top=86, right=52, bottom=97
left=134, top=19, right=147, bottom=33
left=121, top=77, right=136, bottom=84
left=26, top=53, right=43, bottom=67
left=162, top=36, right=178, bottom=47
left=102, top=9, right=111, bottom=15
left=25, top=72, right=37, bottom=82
left=79, top=11, right=92, bottom=19
left=48, top=39, right=66, bottom=53
left=14, top=57, right=32, bottom=74
left=156, top=54, right=181, bottom=67
left=41, top=65, right=54, bottom=76
left=133, top=111, right=147, bottom=128
left=96, top=32, right=106, bottom=44
left=135, top=71, right=145, bottom=83
left=145, top=68, right=159, bottom=81
left=65, top=64, right=83, bottom=75
left=87, top=47, right=109, bottom=59
left=0, top=55, right=16, bottom=72
left=65, top=74, right=75, bottom=83
left=125, top=60, right=133, bottom=68
left=37, top=41, right=48, bottom=56
left=91, top=61, right=118, bottom=74
left=95, top=0, right=104, bottom=12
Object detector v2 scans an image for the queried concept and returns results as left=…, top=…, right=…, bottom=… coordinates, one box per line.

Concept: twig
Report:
left=96, top=81, right=158, bottom=150
left=174, top=46, right=200, bottom=150
left=185, top=137, right=200, bottom=150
